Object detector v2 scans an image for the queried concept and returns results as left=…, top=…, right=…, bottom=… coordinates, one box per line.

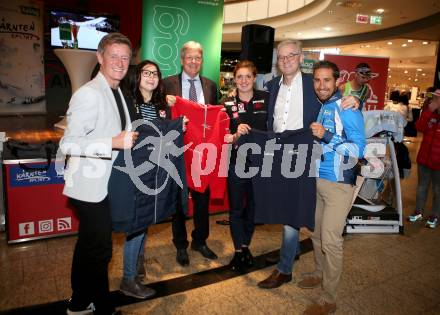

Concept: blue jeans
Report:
left=277, top=225, right=300, bottom=274
left=123, top=231, right=146, bottom=280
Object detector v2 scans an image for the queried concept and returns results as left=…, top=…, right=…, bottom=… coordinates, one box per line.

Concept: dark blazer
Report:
left=163, top=73, right=218, bottom=104
left=266, top=73, right=321, bottom=132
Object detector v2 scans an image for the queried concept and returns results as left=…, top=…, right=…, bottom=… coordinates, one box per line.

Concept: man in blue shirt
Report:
left=299, top=60, right=366, bottom=315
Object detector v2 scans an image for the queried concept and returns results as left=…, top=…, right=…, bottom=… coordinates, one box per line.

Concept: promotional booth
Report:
left=2, top=143, right=78, bottom=243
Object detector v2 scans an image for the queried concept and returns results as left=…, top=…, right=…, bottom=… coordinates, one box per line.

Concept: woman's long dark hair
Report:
left=134, top=59, right=167, bottom=110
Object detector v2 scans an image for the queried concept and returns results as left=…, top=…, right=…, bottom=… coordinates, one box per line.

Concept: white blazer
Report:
left=60, top=72, right=131, bottom=202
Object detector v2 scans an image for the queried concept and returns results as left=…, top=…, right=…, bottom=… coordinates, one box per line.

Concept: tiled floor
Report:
left=1, top=135, right=439, bottom=315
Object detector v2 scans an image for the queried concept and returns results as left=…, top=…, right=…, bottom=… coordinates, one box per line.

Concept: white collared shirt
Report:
left=273, top=72, right=304, bottom=132
left=181, top=71, right=206, bottom=104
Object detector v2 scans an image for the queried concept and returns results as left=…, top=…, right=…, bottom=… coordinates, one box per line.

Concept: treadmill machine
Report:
left=346, top=110, right=407, bottom=234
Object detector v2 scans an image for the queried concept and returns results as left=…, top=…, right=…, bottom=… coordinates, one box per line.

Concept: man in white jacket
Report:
left=60, top=33, right=138, bottom=315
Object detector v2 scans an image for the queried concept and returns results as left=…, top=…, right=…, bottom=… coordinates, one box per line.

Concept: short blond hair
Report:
left=97, top=32, right=132, bottom=56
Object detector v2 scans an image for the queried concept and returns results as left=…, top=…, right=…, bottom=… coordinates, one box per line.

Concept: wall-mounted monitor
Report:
left=50, top=10, right=119, bottom=50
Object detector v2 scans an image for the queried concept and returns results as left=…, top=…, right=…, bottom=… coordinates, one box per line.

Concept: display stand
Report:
left=346, top=110, right=406, bottom=234
left=53, top=49, right=97, bottom=129
left=2, top=141, right=80, bottom=243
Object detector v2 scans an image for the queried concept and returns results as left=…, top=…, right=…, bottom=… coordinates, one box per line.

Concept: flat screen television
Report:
left=50, top=10, right=119, bottom=50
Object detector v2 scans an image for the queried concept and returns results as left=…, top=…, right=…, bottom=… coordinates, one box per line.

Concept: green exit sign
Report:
left=370, top=15, right=382, bottom=25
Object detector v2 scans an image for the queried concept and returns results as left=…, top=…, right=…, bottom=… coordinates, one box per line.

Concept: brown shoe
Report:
left=303, top=299, right=336, bottom=315
left=298, top=273, right=322, bottom=289
left=257, top=269, right=292, bottom=289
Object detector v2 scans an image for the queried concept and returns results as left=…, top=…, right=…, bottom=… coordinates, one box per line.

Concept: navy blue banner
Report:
left=9, top=162, right=64, bottom=187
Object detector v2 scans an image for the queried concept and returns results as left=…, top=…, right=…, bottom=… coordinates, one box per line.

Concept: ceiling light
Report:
left=297, top=32, right=302, bottom=35
left=376, top=8, right=385, bottom=13
left=417, top=68, right=422, bottom=71
left=388, top=68, right=390, bottom=71
left=422, top=73, right=426, bottom=76
left=387, top=41, right=392, bottom=45
left=422, top=41, right=429, bottom=45
left=323, top=27, right=332, bottom=31
left=366, top=44, right=370, bottom=47
left=402, top=43, right=407, bottom=47
left=414, top=78, right=418, bottom=82
left=388, top=75, right=391, bottom=78
left=408, top=77, right=412, bottom=80
left=404, top=70, right=408, bottom=74
left=407, top=39, right=413, bottom=43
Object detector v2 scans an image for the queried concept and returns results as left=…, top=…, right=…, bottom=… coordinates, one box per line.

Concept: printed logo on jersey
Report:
left=238, top=103, right=245, bottom=113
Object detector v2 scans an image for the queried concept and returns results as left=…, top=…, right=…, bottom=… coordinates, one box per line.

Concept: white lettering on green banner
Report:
left=141, top=0, right=224, bottom=84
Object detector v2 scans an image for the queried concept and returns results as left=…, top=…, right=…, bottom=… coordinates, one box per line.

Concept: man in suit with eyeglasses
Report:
left=256, top=39, right=359, bottom=294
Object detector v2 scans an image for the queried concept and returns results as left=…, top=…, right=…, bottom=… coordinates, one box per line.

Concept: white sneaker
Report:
left=66, top=302, right=94, bottom=315
left=426, top=216, right=438, bottom=229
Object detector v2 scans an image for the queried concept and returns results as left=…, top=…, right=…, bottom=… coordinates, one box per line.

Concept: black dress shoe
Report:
left=229, top=251, right=245, bottom=272
left=265, top=251, right=280, bottom=264
left=190, top=244, right=218, bottom=259
left=241, top=247, right=254, bottom=268
left=176, top=248, right=189, bottom=266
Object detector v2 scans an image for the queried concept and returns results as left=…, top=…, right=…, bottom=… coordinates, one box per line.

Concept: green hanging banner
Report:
left=141, top=0, right=224, bottom=84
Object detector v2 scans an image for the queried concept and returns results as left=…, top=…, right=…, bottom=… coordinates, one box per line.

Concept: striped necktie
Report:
left=188, top=79, right=198, bottom=102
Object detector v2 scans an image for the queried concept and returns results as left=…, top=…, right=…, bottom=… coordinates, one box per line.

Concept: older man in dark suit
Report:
left=163, top=41, right=219, bottom=266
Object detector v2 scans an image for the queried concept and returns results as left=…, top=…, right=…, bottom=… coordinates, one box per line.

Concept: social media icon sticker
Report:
left=57, top=217, right=72, bottom=231
left=18, top=222, right=35, bottom=236
left=39, top=220, right=53, bottom=233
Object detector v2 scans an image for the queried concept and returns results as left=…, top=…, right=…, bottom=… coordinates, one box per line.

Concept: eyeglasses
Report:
left=185, top=56, right=202, bottom=63
left=141, top=70, right=159, bottom=78
left=277, top=52, right=300, bottom=63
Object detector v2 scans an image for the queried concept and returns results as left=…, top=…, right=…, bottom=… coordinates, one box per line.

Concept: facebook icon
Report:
left=19, top=222, right=35, bottom=236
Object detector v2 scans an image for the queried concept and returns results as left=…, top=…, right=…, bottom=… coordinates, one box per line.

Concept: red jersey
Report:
left=171, top=96, right=230, bottom=198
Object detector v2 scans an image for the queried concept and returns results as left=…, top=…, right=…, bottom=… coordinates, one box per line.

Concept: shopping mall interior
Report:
left=0, top=0, right=439, bottom=314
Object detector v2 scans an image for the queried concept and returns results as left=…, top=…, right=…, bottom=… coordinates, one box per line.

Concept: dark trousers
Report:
left=172, top=188, right=210, bottom=249
left=69, top=197, right=114, bottom=315
left=228, top=167, right=255, bottom=250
